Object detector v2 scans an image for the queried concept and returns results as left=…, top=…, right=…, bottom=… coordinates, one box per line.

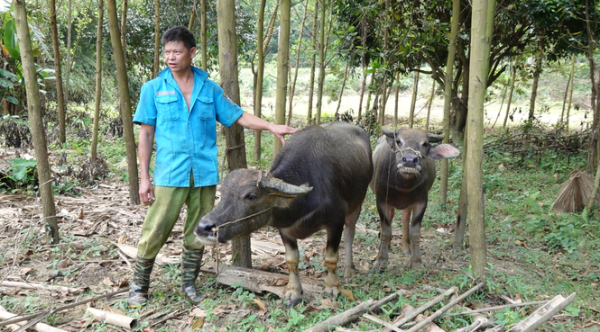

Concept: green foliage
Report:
left=0, top=157, right=37, bottom=193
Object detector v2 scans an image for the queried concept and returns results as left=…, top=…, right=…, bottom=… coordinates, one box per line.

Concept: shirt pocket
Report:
left=197, top=97, right=215, bottom=120
left=156, top=95, right=179, bottom=121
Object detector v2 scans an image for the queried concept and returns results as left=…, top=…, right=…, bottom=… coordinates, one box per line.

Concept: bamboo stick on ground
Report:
left=415, top=313, right=446, bottom=332
left=443, top=300, right=548, bottom=317
left=302, top=299, right=375, bottom=332
left=86, top=307, right=138, bottom=330
left=0, top=281, right=83, bottom=294
left=0, top=289, right=127, bottom=329
left=391, top=286, right=457, bottom=329
left=404, top=282, right=486, bottom=332
left=0, top=305, right=67, bottom=332
left=363, top=313, right=405, bottom=332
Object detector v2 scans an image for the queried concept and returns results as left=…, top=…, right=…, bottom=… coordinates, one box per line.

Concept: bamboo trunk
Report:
left=86, top=308, right=138, bottom=330
left=0, top=306, right=66, bottom=332
left=409, top=71, right=419, bottom=128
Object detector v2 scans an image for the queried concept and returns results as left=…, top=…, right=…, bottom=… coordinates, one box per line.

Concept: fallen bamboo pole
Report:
left=391, top=286, right=457, bottom=329
left=0, top=288, right=127, bottom=329
left=443, top=300, right=548, bottom=317
left=404, top=281, right=486, bottom=332
left=0, top=281, right=83, bottom=294
left=302, top=299, right=375, bottom=332
left=86, top=308, right=138, bottom=330
left=506, top=293, right=576, bottom=332
left=363, top=313, right=404, bottom=332
left=368, top=290, right=408, bottom=312
left=0, top=305, right=67, bottom=332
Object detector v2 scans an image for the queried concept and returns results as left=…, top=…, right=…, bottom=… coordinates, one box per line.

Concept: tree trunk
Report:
left=585, top=0, right=598, bottom=174
left=254, top=0, right=266, bottom=162
left=425, top=79, right=435, bottom=130
left=200, top=0, right=207, bottom=70
left=315, top=0, right=327, bottom=125
left=217, top=0, right=251, bottom=268
left=274, top=0, right=291, bottom=158
left=65, top=0, right=72, bottom=104
left=465, top=0, right=494, bottom=278
left=107, top=0, right=140, bottom=206
left=440, top=0, right=460, bottom=205
left=335, top=57, right=351, bottom=115
left=91, top=0, right=104, bottom=163
left=492, top=77, right=508, bottom=128
left=394, top=72, right=400, bottom=127
left=560, top=56, right=575, bottom=128
left=287, top=0, right=309, bottom=126
left=408, top=71, right=419, bottom=128
left=307, top=0, right=318, bottom=124
left=528, top=43, right=543, bottom=124
left=120, top=0, right=127, bottom=60
left=49, top=0, right=65, bottom=143
left=14, top=0, right=60, bottom=244
left=152, top=0, right=160, bottom=77
left=566, top=54, right=576, bottom=133
left=357, top=9, right=367, bottom=121
left=503, top=65, right=516, bottom=128
left=188, top=0, right=198, bottom=30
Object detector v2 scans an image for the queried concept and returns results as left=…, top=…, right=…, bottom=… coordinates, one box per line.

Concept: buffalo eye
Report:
left=423, top=142, right=430, bottom=149
left=244, top=193, right=258, bottom=201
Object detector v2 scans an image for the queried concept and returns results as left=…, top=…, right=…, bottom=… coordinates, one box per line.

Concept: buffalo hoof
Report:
left=324, top=285, right=340, bottom=298
left=285, top=289, right=303, bottom=308
left=368, top=261, right=388, bottom=275
left=405, top=258, right=422, bottom=269
left=343, top=267, right=356, bottom=278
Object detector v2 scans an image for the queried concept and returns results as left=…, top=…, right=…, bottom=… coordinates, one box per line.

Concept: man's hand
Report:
left=236, top=112, right=297, bottom=145
left=139, top=178, right=155, bottom=205
left=269, top=123, right=297, bottom=146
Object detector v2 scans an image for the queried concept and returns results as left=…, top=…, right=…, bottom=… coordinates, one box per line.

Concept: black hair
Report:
left=161, top=26, right=197, bottom=50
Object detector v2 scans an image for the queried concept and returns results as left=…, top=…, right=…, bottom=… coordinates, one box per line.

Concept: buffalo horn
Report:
left=382, top=127, right=396, bottom=138
left=427, top=132, right=445, bottom=142
left=262, top=174, right=313, bottom=196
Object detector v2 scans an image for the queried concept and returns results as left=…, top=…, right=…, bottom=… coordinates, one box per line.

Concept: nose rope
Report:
left=392, top=131, right=423, bottom=158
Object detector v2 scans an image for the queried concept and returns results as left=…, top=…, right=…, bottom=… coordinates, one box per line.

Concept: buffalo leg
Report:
left=324, top=225, right=344, bottom=297
left=371, top=203, right=394, bottom=273
left=401, top=208, right=412, bottom=256
left=343, top=206, right=361, bottom=278
left=280, top=233, right=303, bottom=307
left=407, top=201, right=427, bottom=268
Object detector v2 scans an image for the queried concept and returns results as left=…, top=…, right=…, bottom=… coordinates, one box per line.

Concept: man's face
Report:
left=164, top=41, right=196, bottom=73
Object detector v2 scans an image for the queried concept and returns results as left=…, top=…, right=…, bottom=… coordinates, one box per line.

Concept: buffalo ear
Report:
left=427, top=132, right=445, bottom=142
left=429, top=144, right=460, bottom=160
left=261, top=174, right=313, bottom=197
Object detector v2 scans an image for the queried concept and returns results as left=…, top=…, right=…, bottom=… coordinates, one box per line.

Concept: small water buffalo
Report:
left=370, top=127, right=459, bottom=272
left=194, top=122, right=373, bottom=305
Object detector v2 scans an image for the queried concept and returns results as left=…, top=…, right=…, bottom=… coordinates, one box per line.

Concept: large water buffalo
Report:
left=370, top=127, right=459, bottom=272
left=194, top=122, right=373, bottom=306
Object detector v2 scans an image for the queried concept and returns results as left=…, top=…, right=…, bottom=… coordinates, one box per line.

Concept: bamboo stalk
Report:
left=86, top=307, right=138, bottom=330
left=363, top=313, right=404, bottom=332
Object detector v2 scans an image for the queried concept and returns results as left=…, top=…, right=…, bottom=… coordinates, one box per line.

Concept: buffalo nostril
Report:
left=413, top=157, right=419, bottom=164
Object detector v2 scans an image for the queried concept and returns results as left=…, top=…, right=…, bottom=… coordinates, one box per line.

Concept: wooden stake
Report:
left=302, top=299, right=375, bottom=332
left=86, top=307, right=138, bottom=330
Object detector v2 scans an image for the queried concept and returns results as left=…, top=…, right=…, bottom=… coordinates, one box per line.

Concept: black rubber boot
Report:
left=128, top=256, right=155, bottom=309
left=181, top=246, right=204, bottom=304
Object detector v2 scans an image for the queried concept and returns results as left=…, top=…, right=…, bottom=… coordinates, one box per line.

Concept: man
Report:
left=129, top=26, right=296, bottom=308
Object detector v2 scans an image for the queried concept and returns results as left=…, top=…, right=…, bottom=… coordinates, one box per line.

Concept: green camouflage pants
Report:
left=136, top=176, right=216, bottom=259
